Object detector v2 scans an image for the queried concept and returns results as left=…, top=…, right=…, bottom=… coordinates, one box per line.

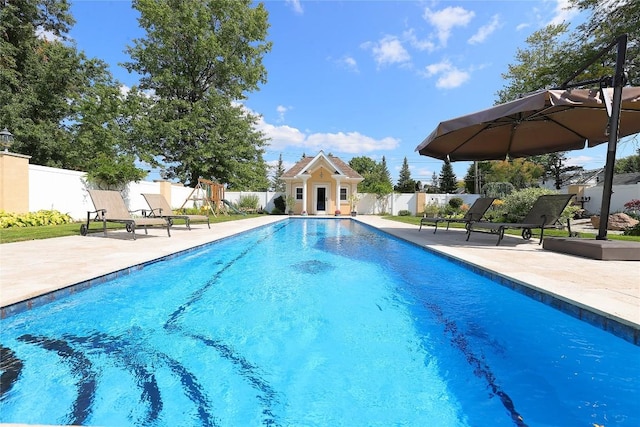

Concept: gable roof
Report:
left=282, top=151, right=363, bottom=180
left=595, top=172, right=640, bottom=186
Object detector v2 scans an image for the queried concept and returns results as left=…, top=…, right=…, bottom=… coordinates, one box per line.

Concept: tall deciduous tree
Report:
left=1, top=0, right=144, bottom=187
left=497, top=1, right=639, bottom=184
left=124, top=0, right=272, bottom=189
left=349, top=156, right=379, bottom=193
left=486, top=159, right=544, bottom=189
left=614, top=148, right=640, bottom=173
left=570, top=0, right=639, bottom=85
left=496, top=24, right=572, bottom=104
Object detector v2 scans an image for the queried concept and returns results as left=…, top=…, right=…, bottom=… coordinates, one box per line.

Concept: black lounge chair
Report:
left=419, top=197, right=496, bottom=233
left=81, top=190, right=171, bottom=239
left=466, top=194, right=575, bottom=246
left=142, top=193, right=210, bottom=230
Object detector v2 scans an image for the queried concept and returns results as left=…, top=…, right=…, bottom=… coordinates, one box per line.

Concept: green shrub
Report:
left=448, top=197, right=464, bottom=209
left=501, top=188, right=575, bottom=223
left=178, top=206, right=211, bottom=216
left=273, top=195, right=286, bottom=213
left=398, top=210, right=411, bottom=216
left=238, top=194, right=259, bottom=211
left=0, top=210, right=73, bottom=228
left=482, top=182, right=515, bottom=199
left=422, top=202, right=440, bottom=217
left=623, top=222, right=640, bottom=236
left=501, top=188, right=555, bottom=222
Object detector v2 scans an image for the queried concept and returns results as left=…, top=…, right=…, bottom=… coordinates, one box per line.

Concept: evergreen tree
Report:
left=438, top=161, right=458, bottom=193
left=272, top=153, right=286, bottom=192
left=463, top=161, right=492, bottom=193
left=379, top=156, right=393, bottom=189
left=395, top=157, right=416, bottom=193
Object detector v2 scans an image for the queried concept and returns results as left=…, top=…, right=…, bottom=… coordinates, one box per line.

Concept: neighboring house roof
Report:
left=282, top=151, right=364, bottom=180
left=565, top=168, right=603, bottom=185
left=595, top=171, right=640, bottom=186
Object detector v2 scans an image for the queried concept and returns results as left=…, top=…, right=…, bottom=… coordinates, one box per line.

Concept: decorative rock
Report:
left=590, top=213, right=639, bottom=231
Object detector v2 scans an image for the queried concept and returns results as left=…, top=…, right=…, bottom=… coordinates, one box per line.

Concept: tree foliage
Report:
left=496, top=24, right=573, bottom=103
left=615, top=148, right=640, bottom=173
left=272, top=153, right=286, bottom=192
left=395, top=157, right=416, bottom=193
left=497, top=2, right=639, bottom=180
left=530, top=153, right=582, bottom=189
left=438, top=161, right=457, bottom=193
left=349, top=156, right=379, bottom=192
left=485, top=159, right=545, bottom=190
left=463, top=161, right=493, bottom=193
left=1, top=0, right=146, bottom=187
left=570, top=0, right=639, bottom=86
left=349, top=155, right=393, bottom=197
left=123, top=0, right=272, bottom=189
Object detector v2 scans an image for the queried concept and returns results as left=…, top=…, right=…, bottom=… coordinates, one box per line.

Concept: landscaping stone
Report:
left=590, top=213, right=639, bottom=231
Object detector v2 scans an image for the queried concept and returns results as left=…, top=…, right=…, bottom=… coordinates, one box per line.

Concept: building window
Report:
left=340, top=188, right=348, bottom=201
left=295, top=187, right=303, bottom=200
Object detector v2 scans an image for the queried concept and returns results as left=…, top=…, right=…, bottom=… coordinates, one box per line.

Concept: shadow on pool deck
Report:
left=1, top=215, right=638, bottom=344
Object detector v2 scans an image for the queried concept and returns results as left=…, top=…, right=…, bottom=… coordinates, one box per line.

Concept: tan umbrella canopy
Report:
left=416, top=35, right=640, bottom=241
left=415, top=87, right=640, bottom=161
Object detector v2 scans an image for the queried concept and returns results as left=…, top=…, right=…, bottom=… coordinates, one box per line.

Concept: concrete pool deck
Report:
left=1, top=215, right=638, bottom=344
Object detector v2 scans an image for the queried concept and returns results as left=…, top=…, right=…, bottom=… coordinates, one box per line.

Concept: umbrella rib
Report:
left=449, top=123, right=493, bottom=156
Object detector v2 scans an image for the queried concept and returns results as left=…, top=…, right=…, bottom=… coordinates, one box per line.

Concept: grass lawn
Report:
left=0, top=214, right=264, bottom=244
left=383, top=215, right=640, bottom=242
left=2, top=214, right=638, bottom=244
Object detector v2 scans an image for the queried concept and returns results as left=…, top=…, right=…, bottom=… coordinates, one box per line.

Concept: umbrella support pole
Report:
left=562, top=34, right=628, bottom=240
left=596, top=35, right=627, bottom=240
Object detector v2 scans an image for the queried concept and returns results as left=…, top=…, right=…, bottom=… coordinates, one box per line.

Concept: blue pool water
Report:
left=1, top=219, right=639, bottom=426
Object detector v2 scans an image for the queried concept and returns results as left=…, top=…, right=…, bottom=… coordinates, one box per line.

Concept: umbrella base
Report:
left=543, top=237, right=640, bottom=261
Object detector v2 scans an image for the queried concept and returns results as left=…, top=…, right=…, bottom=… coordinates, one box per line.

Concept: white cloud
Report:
left=548, top=0, right=579, bottom=25
left=403, top=28, right=436, bottom=52
left=362, top=35, right=411, bottom=67
left=276, top=105, right=289, bottom=122
left=565, top=154, right=596, bottom=167
left=285, top=0, right=303, bottom=15
left=254, top=115, right=399, bottom=154
left=35, top=26, right=61, bottom=42
left=335, top=55, right=359, bottom=73
left=468, top=14, right=501, bottom=45
left=423, top=6, right=475, bottom=47
left=306, top=132, right=399, bottom=153
left=119, top=84, right=131, bottom=97
left=423, top=60, right=470, bottom=89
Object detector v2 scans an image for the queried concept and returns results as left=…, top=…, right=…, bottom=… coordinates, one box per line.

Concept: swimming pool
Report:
left=1, top=218, right=638, bottom=426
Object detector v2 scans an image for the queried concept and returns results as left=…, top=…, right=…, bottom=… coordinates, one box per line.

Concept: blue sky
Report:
left=68, top=0, right=639, bottom=185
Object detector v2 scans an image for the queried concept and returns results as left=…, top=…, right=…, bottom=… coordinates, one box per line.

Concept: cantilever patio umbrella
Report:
left=416, top=35, right=640, bottom=242
left=415, top=87, right=640, bottom=162
left=415, top=85, right=640, bottom=240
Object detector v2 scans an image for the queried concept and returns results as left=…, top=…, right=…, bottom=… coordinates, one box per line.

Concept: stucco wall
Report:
left=583, top=184, right=640, bottom=215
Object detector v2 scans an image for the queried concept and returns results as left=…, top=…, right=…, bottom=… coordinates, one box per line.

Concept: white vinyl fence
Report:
left=22, top=165, right=639, bottom=220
